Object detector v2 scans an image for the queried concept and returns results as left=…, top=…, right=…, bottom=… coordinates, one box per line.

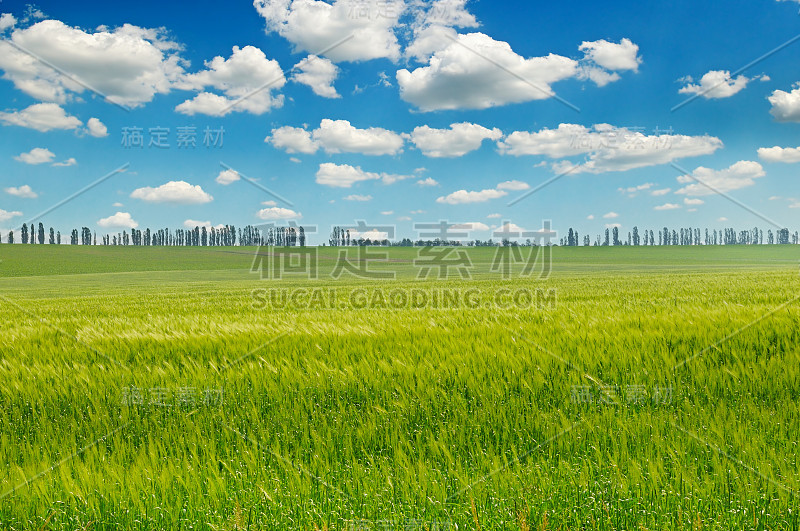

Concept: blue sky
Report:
left=1, top=0, right=799, bottom=244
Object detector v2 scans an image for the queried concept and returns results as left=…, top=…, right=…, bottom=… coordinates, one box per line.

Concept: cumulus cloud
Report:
left=602, top=211, right=619, bottom=219
left=98, top=211, right=138, bottom=229
left=0, top=208, right=23, bottom=222
left=52, top=157, right=77, bottom=167
left=399, top=33, right=641, bottom=111
left=498, top=123, right=723, bottom=174
left=768, top=86, right=800, bottom=122
left=343, top=194, right=372, bottom=201
left=654, top=203, right=680, bottom=211
left=618, top=183, right=654, bottom=196
left=0, top=13, right=16, bottom=32
left=678, top=70, right=750, bottom=99
left=651, top=188, right=671, bottom=196
left=292, top=54, right=340, bottom=98
left=313, top=119, right=404, bottom=155
left=436, top=188, right=507, bottom=205
left=397, top=32, right=578, bottom=111
left=758, top=145, right=800, bottom=163
left=684, top=198, right=704, bottom=205
left=451, top=221, right=490, bottom=232
left=408, top=122, right=502, bottom=157
left=0, top=103, right=82, bottom=132
left=130, top=180, right=213, bottom=204
left=15, top=147, right=54, bottom=164
left=267, top=126, right=317, bottom=154
left=577, top=38, right=641, bottom=86
left=183, top=219, right=225, bottom=229
left=675, top=161, right=766, bottom=196
left=0, top=20, right=185, bottom=107
left=216, top=169, right=240, bottom=185
left=176, top=45, right=285, bottom=115
left=496, top=180, right=529, bottom=191
left=5, top=185, right=37, bottom=198
left=268, top=119, right=404, bottom=156
left=579, top=38, right=641, bottom=72
left=254, top=0, right=405, bottom=62
left=416, top=177, right=439, bottom=186
left=257, top=207, right=302, bottom=220
left=315, top=162, right=412, bottom=187
left=86, top=117, right=108, bottom=137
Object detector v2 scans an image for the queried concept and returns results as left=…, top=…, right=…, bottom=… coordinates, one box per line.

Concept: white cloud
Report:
left=586, top=214, right=595, bottom=220
left=262, top=200, right=277, bottom=206
left=654, top=203, right=680, bottom=211
left=112, top=202, right=124, bottom=207
left=576, top=66, right=620, bottom=87
left=678, top=70, right=750, bottom=99
left=495, top=222, right=526, bottom=234
left=758, top=145, right=800, bottom=163
left=397, top=215, right=412, bottom=221
left=768, top=86, right=800, bottom=122
left=254, top=0, right=404, bottom=62
left=399, top=33, right=642, bottom=111
left=98, top=211, right=138, bottom=229
left=436, top=188, right=507, bottom=205
left=14, top=147, right=54, bottom=164
left=257, top=207, right=302, bottom=220
left=651, top=188, right=671, bottom=196
left=183, top=219, right=225, bottom=229
left=381, top=210, right=394, bottom=215
left=0, top=103, right=82, bottom=132
left=397, top=32, right=578, bottom=111
left=5, top=185, right=37, bottom=198
left=52, top=157, right=77, bottom=167
left=487, top=213, right=501, bottom=219
left=410, top=209, right=426, bottom=214
left=292, top=54, right=340, bottom=98
left=267, top=119, right=404, bottom=156
left=344, top=194, right=372, bottom=201
left=408, top=122, right=502, bottom=157
left=602, top=211, right=619, bottom=219
left=176, top=45, right=285, bottom=115
left=416, top=177, right=439, bottom=187
left=579, top=38, right=641, bottom=72
left=0, top=208, right=23, bottom=222
left=130, top=180, right=213, bottom=204
left=315, top=162, right=412, bottom=188
left=717, top=217, right=728, bottom=222
left=675, top=161, right=766, bottom=196
left=452, top=221, right=490, bottom=232
left=313, top=119, right=404, bottom=155
left=349, top=229, right=390, bottom=241
left=216, top=169, right=240, bottom=185
left=0, top=20, right=185, bottom=107
left=499, top=123, right=723, bottom=174
left=496, top=180, right=530, bottom=191
left=618, top=183, right=654, bottom=196
left=86, top=117, right=108, bottom=138
left=684, top=198, right=704, bottom=206
left=267, top=126, right=317, bottom=154
left=0, top=13, right=16, bottom=32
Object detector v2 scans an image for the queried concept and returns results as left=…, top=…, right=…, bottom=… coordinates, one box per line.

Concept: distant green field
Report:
left=0, top=245, right=798, bottom=529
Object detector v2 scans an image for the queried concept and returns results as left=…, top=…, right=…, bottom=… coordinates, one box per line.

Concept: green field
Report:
left=0, top=245, right=799, bottom=530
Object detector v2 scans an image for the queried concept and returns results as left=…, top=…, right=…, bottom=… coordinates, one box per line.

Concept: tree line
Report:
left=1, top=223, right=798, bottom=247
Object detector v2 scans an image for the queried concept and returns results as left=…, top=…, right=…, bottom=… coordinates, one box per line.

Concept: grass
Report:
left=0, top=244, right=798, bottom=529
